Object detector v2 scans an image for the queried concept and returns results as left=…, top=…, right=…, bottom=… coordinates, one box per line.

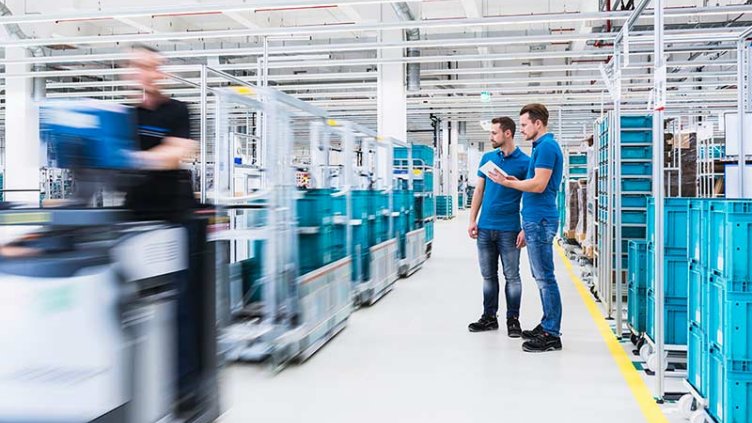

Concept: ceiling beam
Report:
left=223, top=11, right=261, bottom=29
left=115, top=17, right=159, bottom=34
left=1, top=5, right=750, bottom=48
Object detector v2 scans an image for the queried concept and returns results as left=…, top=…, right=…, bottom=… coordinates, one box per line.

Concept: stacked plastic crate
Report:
left=391, top=188, right=413, bottom=260
left=596, top=113, right=653, bottom=315
left=394, top=144, right=436, bottom=244
left=702, top=200, right=752, bottom=423
left=297, top=189, right=343, bottom=275
left=686, top=198, right=712, bottom=410
left=627, top=240, right=648, bottom=336
left=436, top=195, right=453, bottom=219
left=645, top=197, right=691, bottom=347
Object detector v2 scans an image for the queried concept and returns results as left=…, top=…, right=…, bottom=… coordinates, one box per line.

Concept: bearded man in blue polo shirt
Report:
left=488, top=103, right=564, bottom=353
left=467, top=117, right=530, bottom=337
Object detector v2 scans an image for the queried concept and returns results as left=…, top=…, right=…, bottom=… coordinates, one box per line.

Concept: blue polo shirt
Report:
left=522, top=133, right=564, bottom=223
left=477, top=147, right=530, bottom=232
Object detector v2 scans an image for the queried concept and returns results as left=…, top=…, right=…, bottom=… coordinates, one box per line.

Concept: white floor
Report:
left=218, top=211, right=653, bottom=423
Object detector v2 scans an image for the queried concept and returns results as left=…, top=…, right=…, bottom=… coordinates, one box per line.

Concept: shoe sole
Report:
left=521, top=345, right=562, bottom=353
left=468, top=326, right=499, bottom=332
left=508, top=332, right=522, bottom=338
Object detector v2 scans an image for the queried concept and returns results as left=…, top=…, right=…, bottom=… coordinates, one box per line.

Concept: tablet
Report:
left=480, top=160, right=509, bottom=179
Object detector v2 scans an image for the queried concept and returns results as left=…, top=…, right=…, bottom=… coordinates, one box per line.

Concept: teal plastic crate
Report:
left=425, top=221, right=434, bottom=243
left=436, top=195, right=453, bottom=218
left=423, top=195, right=435, bottom=219
left=622, top=195, right=649, bottom=209
left=621, top=115, right=652, bottom=128
left=622, top=226, right=647, bottom=239
left=646, top=292, right=689, bottom=345
left=413, top=195, right=425, bottom=229
left=393, top=190, right=413, bottom=214
left=689, top=199, right=711, bottom=265
left=622, top=162, right=652, bottom=176
left=628, top=285, right=648, bottom=334
left=620, top=210, right=647, bottom=224
left=413, top=173, right=434, bottom=193
left=647, top=197, right=690, bottom=257
left=689, top=260, right=707, bottom=327
left=708, top=200, right=752, bottom=282
left=646, top=249, right=690, bottom=301
left=298, top=226, right=334, bottom=275
left=621, top=145, right=653, bottom=160
left=622, top=178, right=652, bottom=193
left=707, top=274, right=752, bottom=361
left=688, top=322, right=709, bottom=399
left=350, top=190, right=371, bottom=220
left=707, top=349, right=752, bottom=423
left=570, top=167, right=588, bottom=175
left=621, top=131, right=653, bottom=144
left=569, top=154, right=587, bottom=165
left=351, top=223, right=369, bottom=283
left=297, top=188, right=335, bottom=227
left=395, top=144, right=435, bottom=167
left=628, top=240, right=648, bottom=290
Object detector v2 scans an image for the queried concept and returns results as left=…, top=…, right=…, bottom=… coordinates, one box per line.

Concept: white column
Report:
left=450, top=120, right=459, bottom=215
left=4, top=47, right=40, bottom=204
left=440, top=120, right=450, bottom=195
left=377, top=6, right=406, bottom=186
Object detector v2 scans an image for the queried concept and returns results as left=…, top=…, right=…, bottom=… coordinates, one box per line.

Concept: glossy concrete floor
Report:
left=218, top=211, right=653, bottom=423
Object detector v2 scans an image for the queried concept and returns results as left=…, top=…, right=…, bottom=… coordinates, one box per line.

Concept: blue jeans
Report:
left=477, top=229, right=522, bottom=318
left=523, top=219, right=562, bottom=336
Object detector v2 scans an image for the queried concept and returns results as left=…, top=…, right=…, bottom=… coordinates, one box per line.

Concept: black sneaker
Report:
left=468, top=315, right=499, bottom=332
left=522, top=333, right=563, bottom=353
left=507, top=317, right=522, bottom=338
left=521, top=324, right=545, bottom=340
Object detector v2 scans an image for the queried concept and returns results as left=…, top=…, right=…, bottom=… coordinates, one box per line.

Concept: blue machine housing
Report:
left=40, top=100, right=137, bottom=170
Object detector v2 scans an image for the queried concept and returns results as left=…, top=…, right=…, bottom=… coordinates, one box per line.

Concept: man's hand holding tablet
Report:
left=482, top=161, right=519, bottom=186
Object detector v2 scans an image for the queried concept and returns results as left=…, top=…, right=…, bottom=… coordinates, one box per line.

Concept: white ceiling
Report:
left=0, top=0, right=750, bottom=145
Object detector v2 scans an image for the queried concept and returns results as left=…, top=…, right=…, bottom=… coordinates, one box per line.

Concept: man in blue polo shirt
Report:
left=467, top=117, right=530, bottom=337
left=488, top=103, right=564, bottom=353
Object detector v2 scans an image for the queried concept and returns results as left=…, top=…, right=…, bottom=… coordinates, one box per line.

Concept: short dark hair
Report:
left=491, top=116, right=516, bottom=136
left=520, top=103, right=549, bottom=126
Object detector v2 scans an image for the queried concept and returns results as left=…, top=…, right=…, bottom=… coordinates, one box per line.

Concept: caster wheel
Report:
left=647, top=352, right=669, bottom=373
left=690, top=410, right=706, bottom=423
left=639, top=343, right=653, bottom=362
left=678, top=394, right=697, bottom=418
left=630, top=334, right=639, bottom=346
left=636, top=337, right=646, bottom=351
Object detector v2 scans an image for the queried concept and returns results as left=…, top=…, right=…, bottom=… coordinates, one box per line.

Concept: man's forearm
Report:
left=508, top=178, right=545, bottom=193
left=469, top=188, right=482, bottom=223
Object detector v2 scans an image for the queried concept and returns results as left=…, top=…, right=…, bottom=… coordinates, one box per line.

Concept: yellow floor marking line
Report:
left=554, top=244, right=669, bottom=423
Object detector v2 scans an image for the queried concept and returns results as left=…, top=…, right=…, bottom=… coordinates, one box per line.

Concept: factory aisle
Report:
left=219, top=211, right=654, bottom=423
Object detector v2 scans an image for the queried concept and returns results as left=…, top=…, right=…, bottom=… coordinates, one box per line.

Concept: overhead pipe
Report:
left=10, top=5, right=751, bottom=50
left=0, top=3, right=46, bottom=100
left=391, top=2, right=421, bottom=92
left=594, top=0, right=613, bottom=48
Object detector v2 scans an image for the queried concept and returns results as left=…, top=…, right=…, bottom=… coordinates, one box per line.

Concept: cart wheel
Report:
left=647, top=352, right=669, bottom=373
left=639, top=343, right=653, bottom=362
left=630, top=333, right=639, bottom=345
left=636, top=337, right=646, bottom=351
left=678, top=394, right=697, bottom=418
left=690, top=410, right=707, bottom=423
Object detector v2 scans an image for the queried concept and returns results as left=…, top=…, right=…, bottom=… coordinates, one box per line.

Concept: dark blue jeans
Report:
left=523, top=219, right=562, bottom=336
left=477, top=229, right=522, bottom=318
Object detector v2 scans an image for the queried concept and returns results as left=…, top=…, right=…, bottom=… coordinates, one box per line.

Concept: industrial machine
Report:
left=0, top=209, right=219, bottom=423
